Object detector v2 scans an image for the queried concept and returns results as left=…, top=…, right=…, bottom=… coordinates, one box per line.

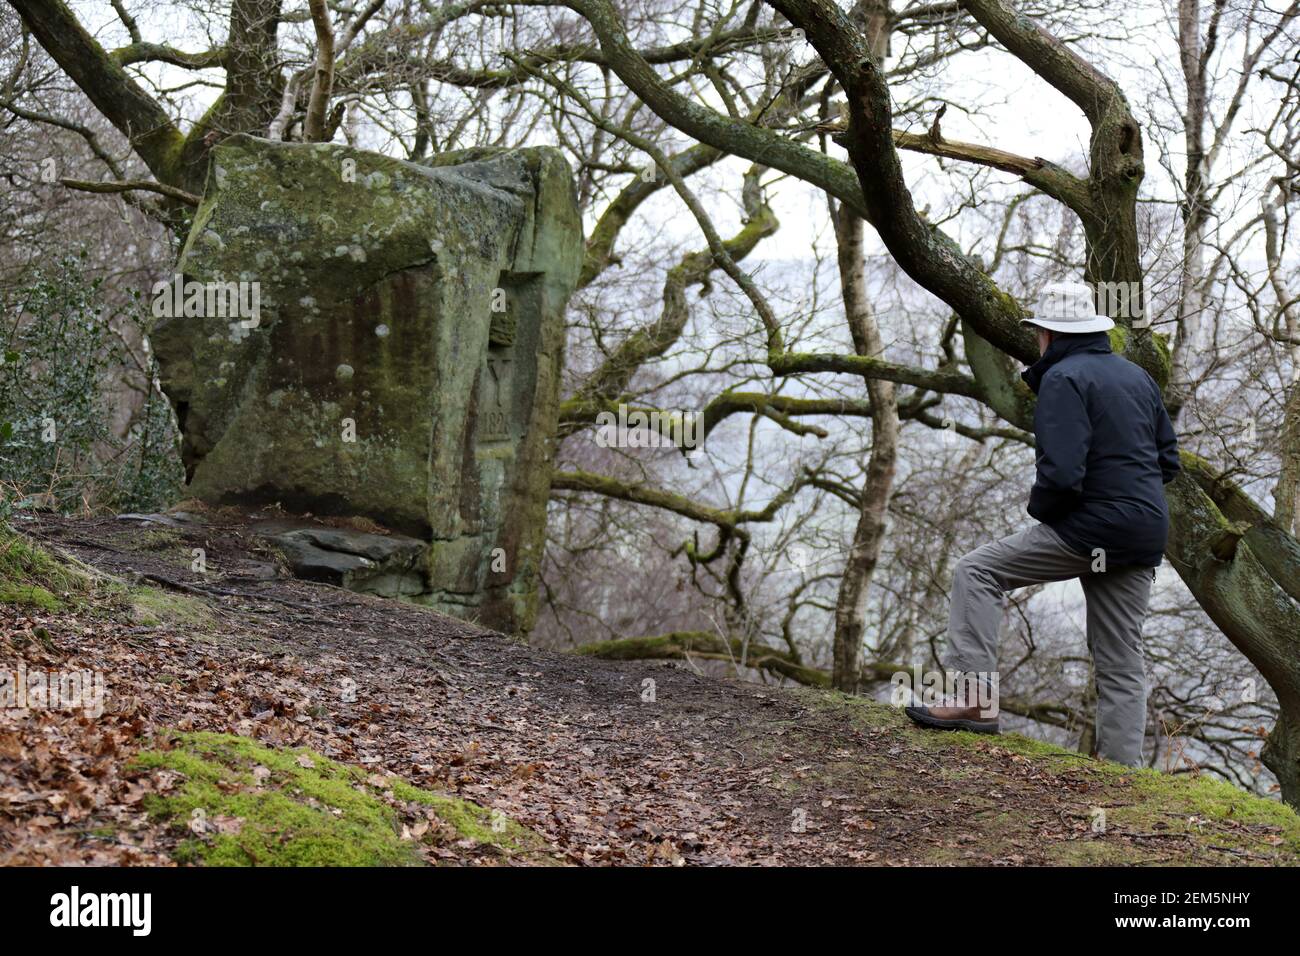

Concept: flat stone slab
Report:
left=251, top=521, right=428, bottom=598
left=117, top=512, right=206, bottom=528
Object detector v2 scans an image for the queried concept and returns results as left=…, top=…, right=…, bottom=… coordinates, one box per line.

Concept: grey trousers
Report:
left=945, top=523, right=1153, bottom=766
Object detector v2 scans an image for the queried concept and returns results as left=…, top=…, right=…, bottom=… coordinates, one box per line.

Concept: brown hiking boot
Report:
left=904, top=697, right=1000, bottom=735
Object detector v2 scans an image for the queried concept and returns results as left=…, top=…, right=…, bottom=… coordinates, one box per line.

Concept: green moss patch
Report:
left=1114, top=770, right=1300, bottom=855
left=132, top=731, right=556, bottom=866
left=130, top=585, right=215, bottom=630
left=791, top=688, right=1300, bottom=864
left=0, top=527, right=94, bottom=611
left=121, top=528, right=193, bottom=566
left=0, top=582, right=61, bottom=611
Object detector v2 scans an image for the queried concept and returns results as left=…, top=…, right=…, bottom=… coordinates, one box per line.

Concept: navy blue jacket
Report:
left=1021, top=331, right=1180, bottom=568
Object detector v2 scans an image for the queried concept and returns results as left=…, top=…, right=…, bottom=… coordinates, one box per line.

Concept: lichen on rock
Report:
left=151, top=135, right=583, bottom=634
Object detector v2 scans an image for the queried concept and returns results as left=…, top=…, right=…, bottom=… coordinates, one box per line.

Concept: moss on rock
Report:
left=152, top=135, right=583, bottom=635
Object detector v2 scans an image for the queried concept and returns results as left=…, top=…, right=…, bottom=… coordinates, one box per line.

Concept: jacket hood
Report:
left=1021, top=331, right=1112, bottom=394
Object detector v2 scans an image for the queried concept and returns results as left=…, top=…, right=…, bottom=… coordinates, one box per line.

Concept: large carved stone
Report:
left=151, top=135, right=582, bottom=634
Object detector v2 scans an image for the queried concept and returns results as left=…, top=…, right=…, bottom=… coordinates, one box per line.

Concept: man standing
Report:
left=905, top=281, right=1181, bottom=767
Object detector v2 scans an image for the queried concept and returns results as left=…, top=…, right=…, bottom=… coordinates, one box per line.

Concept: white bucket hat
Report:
left=1021, top=281, right=1115, bottom=334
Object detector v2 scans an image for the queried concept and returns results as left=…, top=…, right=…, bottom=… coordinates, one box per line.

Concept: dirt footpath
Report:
left=3, top=512, right=1297, bottom=866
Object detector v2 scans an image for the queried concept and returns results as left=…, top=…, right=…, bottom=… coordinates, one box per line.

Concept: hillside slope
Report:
left=2, top=512, right=1298, bottom=866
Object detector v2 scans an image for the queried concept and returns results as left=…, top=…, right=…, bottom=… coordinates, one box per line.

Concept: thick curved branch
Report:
left=580, top=143, right=724, bottom=287
left=561, top=0, right=868, bottom=217
left=111, top=43, right=228, bottom=70
left=765, top=0, right=1036, bottom=363
left=337, top=23, right=797, bottom=93
left=769, top=351, right=982, bottom=398
left=959, top=0, right=1127, bottom=126
left=700, top=393, right=867, bottom=440
left=891, top=129, right=1090, bottom=214
left=550, top=469, right=797, bottom=529
left=811, top=110, right=1090, bottom=211
left=10, top=0, right=185, bottom=181
left=560, top=393, right=854, bottom=443
left=573, top=195, right=778, bottom=406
